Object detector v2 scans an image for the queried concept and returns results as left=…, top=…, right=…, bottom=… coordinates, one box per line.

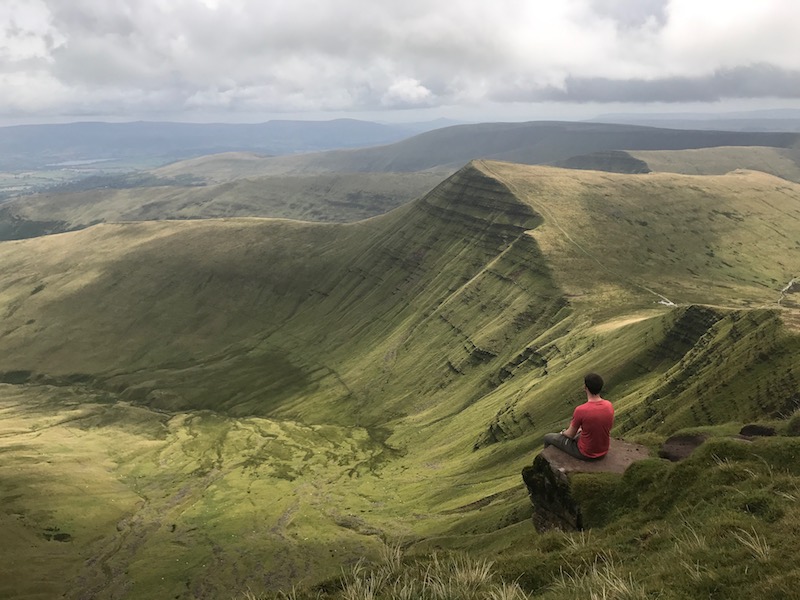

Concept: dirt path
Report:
left=780, top=277, right=798, bottom=306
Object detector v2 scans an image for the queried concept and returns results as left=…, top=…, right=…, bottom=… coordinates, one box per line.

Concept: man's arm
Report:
left=561, top=422, right=578, bottom=438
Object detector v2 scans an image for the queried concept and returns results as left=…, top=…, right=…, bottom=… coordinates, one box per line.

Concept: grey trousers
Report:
left=543, top=432, right=598, bottom=461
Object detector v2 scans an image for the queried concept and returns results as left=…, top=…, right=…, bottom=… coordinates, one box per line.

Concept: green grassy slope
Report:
left=486, top=162, right=800, bottom=308
left=629, top=146, right=800, bottom=183
left=0, top=171, right=446, bottom=240
left=153, top=151, right=282, bottom=181
left=1, top=162, right=799, bottom=598
left=551, top=146, right=800, bottom=183
left=152, top=151, right=455, bottom=184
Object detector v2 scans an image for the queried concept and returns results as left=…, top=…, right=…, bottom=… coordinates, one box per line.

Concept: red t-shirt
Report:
left=570, top=399, right=614, bottom=458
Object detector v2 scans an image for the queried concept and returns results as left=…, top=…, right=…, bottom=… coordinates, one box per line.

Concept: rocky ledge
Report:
left=521, top=438, right=650, bottom=531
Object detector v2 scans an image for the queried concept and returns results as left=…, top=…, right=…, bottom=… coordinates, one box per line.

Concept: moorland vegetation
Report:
left=0, top=157, right=798, bottom=599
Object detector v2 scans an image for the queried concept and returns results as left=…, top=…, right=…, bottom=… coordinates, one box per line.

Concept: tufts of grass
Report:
left=731, top=527, right=771, bottom=562
left=240, top=546, right=531, bottom=600
left=786, top=410, right=800, bottom=437
left=562, top=530, right=593, bottom=551
left=673, top=521, right=707, bottom=553
left=548, top=558, right=653, bottom=600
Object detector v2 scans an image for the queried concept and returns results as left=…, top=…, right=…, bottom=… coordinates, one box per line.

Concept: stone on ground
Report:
left=521, top=438, right=650, bottom=531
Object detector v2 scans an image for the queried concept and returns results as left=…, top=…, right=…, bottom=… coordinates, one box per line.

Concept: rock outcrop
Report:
left=521, top=439, right=650, bottom=531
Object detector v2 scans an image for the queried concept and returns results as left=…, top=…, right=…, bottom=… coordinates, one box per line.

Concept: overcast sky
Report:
left=2, top=0, right=800, bottom=124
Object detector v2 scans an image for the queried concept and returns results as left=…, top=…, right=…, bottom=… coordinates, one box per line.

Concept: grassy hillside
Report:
left=0, top=171, right=445, bottom=239
left=629, top=146, right=800, bottom=183
left=153, top=152, right=455, bottom=184
left=0, top=162, right=799, bottom=598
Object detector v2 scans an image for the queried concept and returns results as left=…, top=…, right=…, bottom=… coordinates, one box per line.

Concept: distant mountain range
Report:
left=155, top=120, right=800, bottom=175
left=3, top=120, right=800, bottom=240
left=0, top=118, right=458, bottom=171
left=4, top=114, right=800, bottom=174
left=591, top=108, right=800, bottom=132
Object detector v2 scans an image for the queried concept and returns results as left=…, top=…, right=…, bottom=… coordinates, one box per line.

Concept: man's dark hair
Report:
left=584, top=373, right=604, bottom=395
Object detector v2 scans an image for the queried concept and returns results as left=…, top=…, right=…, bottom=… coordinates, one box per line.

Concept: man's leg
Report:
left=543, top=432, right=586, bottom=460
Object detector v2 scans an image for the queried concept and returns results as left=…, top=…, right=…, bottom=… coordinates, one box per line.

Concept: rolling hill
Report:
left=591, top=108, right=800, bottom=132
left=557, top=146, right=800, bottom=183
left=0, top=171, right=445, bottom=239
left=0, top=119, right=441, bottom=171
left=629, top=146, right=800, bottom=182
left=1, top=162, right=799, bottom=599
left=152, top=121, right=800, bottom=177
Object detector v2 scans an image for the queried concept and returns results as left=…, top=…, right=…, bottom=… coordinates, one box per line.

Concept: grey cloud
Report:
left=589, top=0, right=668, bottom=29
left=46, top=1, right=138, bottom=37
left=3, top=1, right=800, bottom=119
left=500, top=64, right=800, bottom=104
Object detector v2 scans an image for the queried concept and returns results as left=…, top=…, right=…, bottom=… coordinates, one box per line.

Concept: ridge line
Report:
left=478, top=160, right=677, bottom=307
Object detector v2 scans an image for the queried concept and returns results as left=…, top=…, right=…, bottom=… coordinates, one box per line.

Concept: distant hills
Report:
left=162, top=121, right=799, bottom=175
left=0, top=118, right=454, bottom=171
left=4, top=118, right=799, bottom=176
left=591, top=108, right=800, bottom=132
left=2, top=120, right=800, bottom=241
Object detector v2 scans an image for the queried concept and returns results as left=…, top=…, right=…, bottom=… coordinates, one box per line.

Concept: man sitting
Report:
left=543, top=373, right=614, bottom=461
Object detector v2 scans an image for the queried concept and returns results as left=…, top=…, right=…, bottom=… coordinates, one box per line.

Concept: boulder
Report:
left=521, top=439, right=650, bottom=531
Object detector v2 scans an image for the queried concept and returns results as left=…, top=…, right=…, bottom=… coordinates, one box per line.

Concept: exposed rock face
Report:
left=521, top=439, right=650, bottom=531
left=658, top=433, right=709, bottom=462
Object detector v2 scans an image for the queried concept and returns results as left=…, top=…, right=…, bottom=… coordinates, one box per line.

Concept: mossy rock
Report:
left=521, top=439, right=650, bottom=531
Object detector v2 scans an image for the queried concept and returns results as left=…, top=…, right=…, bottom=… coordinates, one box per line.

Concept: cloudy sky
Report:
left=2, top=0, right=800, bottom=124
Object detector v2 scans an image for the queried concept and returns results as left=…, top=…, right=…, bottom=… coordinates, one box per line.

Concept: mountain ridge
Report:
left=1, top=161, right=797, bottom=421
left=154, top=121, right=800, bottom=176
left=5, top=121, right=800, bottom=244
left=1, top=160, right=799, bottom=598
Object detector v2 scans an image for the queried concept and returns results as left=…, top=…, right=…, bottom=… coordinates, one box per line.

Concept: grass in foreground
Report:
left=239, top=545, right=531, bottom=600
left=238, top=431, right=800, bottom=600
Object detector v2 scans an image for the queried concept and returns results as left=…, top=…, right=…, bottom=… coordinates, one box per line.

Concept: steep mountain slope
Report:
left=1, top=162, right=798, bottom=426
left=1, top=162, right=799, bottom=598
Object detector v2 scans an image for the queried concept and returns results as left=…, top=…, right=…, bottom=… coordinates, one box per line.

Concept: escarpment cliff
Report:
left=0, top=162, right=568, bottom=425
left=0, top=161, right=797, bottom=442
